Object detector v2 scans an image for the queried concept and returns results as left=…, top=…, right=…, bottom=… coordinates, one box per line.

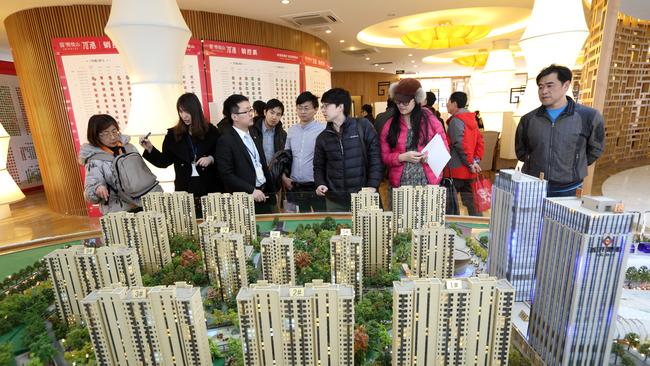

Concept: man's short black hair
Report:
left=536, top=64, right=573, bottom=85
left=361, top=104, right=373, bottom=115
left=252, top=100, right=266, bottom=116
left=223, top=94, right=249, bottom=120
left=265, top=98, right=284, bottom=115
left=296, top=91, right=319, bottom=109
left=449, top=92, right=468, bottom=109
left=386, top=98, right=396, bottom=110
left=321, top=88, right=351, bottom=116
left=426, top=91, right=436, bottom=107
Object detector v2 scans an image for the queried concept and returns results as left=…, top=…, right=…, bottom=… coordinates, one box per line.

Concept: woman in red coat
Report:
left=380, top=78, right=449, bottom=189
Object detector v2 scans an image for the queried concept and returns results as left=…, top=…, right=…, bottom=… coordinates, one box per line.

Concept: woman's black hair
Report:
left=174, top=93, right=208, bottom=141
left=386, top=102, right=428, bottom=150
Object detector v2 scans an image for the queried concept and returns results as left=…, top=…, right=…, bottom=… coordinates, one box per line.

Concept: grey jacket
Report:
left=515, top=97, right=605, bottom=186
left=79, top=135, right=161, bottom=214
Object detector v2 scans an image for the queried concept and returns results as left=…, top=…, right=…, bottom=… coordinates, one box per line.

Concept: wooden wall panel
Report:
left=331, top=71, right=399, bottom=109
left=4, top=5, right=330, bottom=216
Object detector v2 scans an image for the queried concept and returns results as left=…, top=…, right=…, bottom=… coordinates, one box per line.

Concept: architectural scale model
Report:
left=392, top=185, right=446, bottom=233
left=330, top=228, right=364, bottom=300
left=201, top=192, right=257, bottom=244
left=260, top=231, right=296, bottom=285
left=354, top=207, right=393, bottom=276
left=142, top=191, right=198, bottom=238
left=411, top=221, right=456, bottom=279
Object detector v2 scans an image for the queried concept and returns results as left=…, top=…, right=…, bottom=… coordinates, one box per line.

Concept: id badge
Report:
left=191, top=162, right=200, bottom=177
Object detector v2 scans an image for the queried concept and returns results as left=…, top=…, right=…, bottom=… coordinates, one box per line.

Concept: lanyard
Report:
left=186, top=134, right=198, bottom=162
left=243, top=135, right=259, bottom=162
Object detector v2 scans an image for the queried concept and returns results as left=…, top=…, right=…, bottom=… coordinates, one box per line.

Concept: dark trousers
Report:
left=547, top=188, right=580, bottom=197
left=547, top=181, right=582, bottom=197
left=286, top=182, right=325, bottom=212
left=254, top=184, right=278, bottom=214
left=188, top=177, right=207, bottom=218
left=454, top=178, right=480, bottom=216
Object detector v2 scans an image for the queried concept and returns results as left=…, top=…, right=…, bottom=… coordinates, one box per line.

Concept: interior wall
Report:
left=331, top=71, right=399, bottom=115
left=4, top=5, right=330, bottom=215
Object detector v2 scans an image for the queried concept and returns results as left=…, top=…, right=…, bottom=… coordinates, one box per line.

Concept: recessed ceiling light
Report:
left=365, top=57, right=370, bottom=61
left=339, top=39, right=345, bottom=43
left=329, top=66, right=333, bottom=70
left=374, top=63, right=379, bottom=67
left=281, top=0, right=290, bottom=4
left=325, top=29, right=332, bottom=34
left=411, top=60, right=415, bottom=63
left=380, top=67, right=385, bottom=70
left=408, top=53, right=413, bottom=57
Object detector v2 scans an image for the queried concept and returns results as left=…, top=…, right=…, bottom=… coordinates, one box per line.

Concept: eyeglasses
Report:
left=234, top=108, right=254, bottom=115
left=320, top=103, right=334, bottom=110
left=396, top=99, right=413, bottom=107
left=99, top=129, right=120, bottom=138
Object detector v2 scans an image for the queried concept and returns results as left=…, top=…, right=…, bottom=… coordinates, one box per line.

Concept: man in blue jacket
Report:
left=515, top=64, right=605, bottom=197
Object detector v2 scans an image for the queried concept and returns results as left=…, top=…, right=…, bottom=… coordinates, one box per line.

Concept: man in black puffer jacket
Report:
left=314, top=88, right=383, bottom=211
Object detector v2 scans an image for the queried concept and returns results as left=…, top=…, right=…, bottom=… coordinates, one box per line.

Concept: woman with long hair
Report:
left=141, top=93, right=222, bottom=209
left=79, top=114, right=161, bottom=213
left=380, top=78, right=449, bottom=189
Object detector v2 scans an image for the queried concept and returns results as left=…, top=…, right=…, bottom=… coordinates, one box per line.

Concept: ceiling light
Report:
left=325, top=29, right=332, bottom=34
left=374, top=63, right=379, bottom=66
left=339, top=39, right=345, bottom=43
left=281, top=0, right=290, bottom=4
left=411, top=60, right=415, bottom=63
left=453, top=52, right=489, bottom=67
left=380, top=67, right=385, bottom=70
left=365, top=57, right=370, bottom=60
left=414, top=65, right=418, bottom=68
left=408, top=53, right=413, bottom=57
left=401, top=24, right=492, bottom=49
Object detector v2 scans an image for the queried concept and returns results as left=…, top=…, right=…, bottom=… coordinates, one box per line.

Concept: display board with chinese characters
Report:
left=302, top=55, right=331, bottom=122
left=0, top=62, right=42, bottom=189
left=204, top=41, right=302, bottom=128
left=52, top=37, right=208, bottom=152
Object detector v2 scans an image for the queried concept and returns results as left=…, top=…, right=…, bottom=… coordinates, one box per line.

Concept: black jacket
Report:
left=249, top=119, right=287, bottom=163
left=313, top=117, right=382, bottom=203
left=143, top=125, right=221, bottom=194
left=215, top=125, right=275, bottom=194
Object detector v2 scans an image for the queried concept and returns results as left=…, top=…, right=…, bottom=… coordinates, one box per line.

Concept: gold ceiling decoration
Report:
left=400, top=24, right=492, bottom=49
left=453, top=52, right=489, bottom=67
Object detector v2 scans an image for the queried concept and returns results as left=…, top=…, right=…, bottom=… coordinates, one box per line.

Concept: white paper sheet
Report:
left=420, top=134, right=450, bottom=177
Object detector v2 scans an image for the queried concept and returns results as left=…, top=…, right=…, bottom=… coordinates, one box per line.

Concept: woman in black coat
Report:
left=140, top=93, right=222, bottom=212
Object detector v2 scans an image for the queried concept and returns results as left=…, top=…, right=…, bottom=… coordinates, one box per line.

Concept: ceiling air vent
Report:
left=340, top=47, right=380, bottom=57
left=280, top=10, right=341, bottom=28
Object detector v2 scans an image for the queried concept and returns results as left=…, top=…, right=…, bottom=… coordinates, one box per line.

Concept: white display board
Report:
left=53, top=37, right=208, bottom=151
left=302, top=55, right=331, bottom=123
left=204, top=41, right=303, bottom=128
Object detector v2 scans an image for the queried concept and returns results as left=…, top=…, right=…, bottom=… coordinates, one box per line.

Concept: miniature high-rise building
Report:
left=101, top=211, right=171, bottom=272
left=528, top=196, right=633, bottom=366
left=330, top=229, right=364, bottom=300
left=45, top=245, right=141, bottom=324
left=488, top=169, right=547, bottom=302
left=237, top=280, right=354, bottom=366
left=260, top=231, right=295, bottom=285
left=411, top=222, right=456, bottom=278
left=392, top=275, right=514, bottom=366
left=351, top=187, right=381, bottom=233
left=142, top=191, right=197, bottom=238
left=198, top=217, right=229, bottom=271
left=81, top=282, right=210, bottom=366
left=200, top=222, right=248, bottom=300
left=392, top=185, right=446, bottom=233
left=201, top=192, right=257, bottom=244
left=354, top=207, right=392, bottom=276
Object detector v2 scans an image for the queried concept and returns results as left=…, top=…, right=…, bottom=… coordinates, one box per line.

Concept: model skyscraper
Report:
left=237, top=280, right=354, bottom=366
left=528, top=196, right=633, bottom=366
left=330, top=229, right=364, bottom=300
left=45, top=245, right=141, bottom=324
left=392, top=185, right=446, bottom=233
left=488, top=169, right=547, bottom=302
left=354, top=207, right=392, bottom=276
left=200, top=221, right=248, bottom=300
left=81, top=282, right=211, bottom=366
left=351, top=187, right=380, bottom=233
left=142, top=191, right=197, bottom=238
left=411, top=222, right=456, bottom=278
left=260, top=231, right=296, bottom=285
left=201, top=192, right=257, bottom=244
left=100, top=210, right=171, bottom=272
left=392, top=275, right=514, bottom=366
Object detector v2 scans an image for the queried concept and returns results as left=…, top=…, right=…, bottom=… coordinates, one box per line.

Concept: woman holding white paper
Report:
left=379, top=78, right=449, bottom=188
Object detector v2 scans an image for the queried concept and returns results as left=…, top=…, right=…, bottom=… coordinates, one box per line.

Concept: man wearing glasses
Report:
left=282, top=91, right=326, bottom=212
left=216, top=94, right=277, bottom=213
left=314, top=88, right=383, bottom=211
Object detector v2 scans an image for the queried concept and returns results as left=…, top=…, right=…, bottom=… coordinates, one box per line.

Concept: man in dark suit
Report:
left=215, top=94, right=277, bottom=213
